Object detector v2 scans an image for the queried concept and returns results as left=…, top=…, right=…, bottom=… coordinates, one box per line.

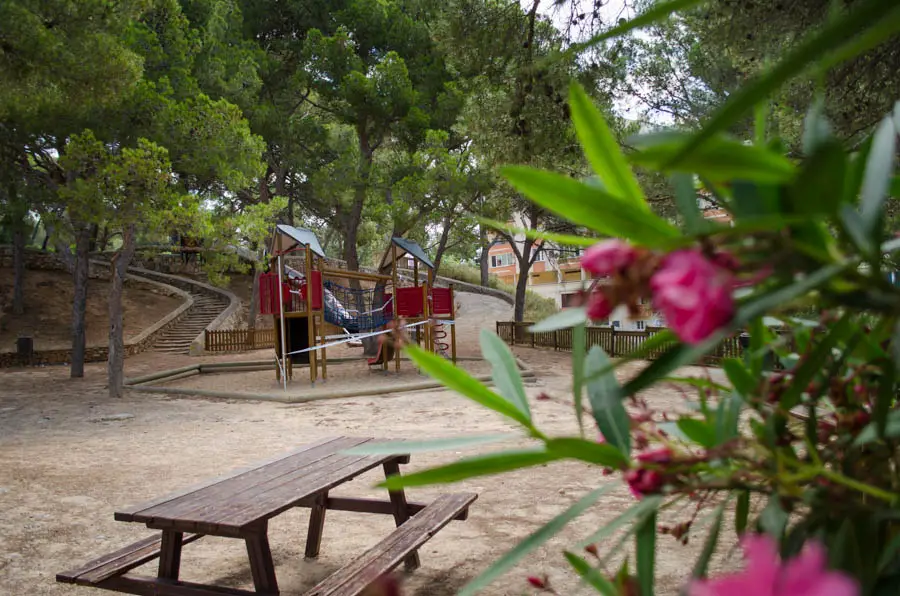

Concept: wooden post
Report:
left=305, top=491, right=328, bottom=558
left=158, top=530, right=183, bottom=580
left=449, top=285, right=457, bottom=363
left=392, top=244, right=400, bottom=373
left=276, top=253, right=288, bottom=388
left=610, top=326, right=617, bottom=357
left=383, top=459, right=420, bottom=571
left=554, top=329, right=559, bottom=351
left=306, top=247, right=316, bottom=385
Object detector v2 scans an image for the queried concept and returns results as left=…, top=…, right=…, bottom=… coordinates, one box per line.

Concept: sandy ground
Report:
left=0, top=269, right=185, bottom=351
left=0, top=292, right=741, bottom=596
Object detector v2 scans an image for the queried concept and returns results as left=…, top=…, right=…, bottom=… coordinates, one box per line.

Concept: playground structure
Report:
left=258, top=225, right=457, bottom=387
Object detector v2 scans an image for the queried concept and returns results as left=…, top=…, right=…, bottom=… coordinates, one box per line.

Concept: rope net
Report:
left=323, top=280, right=393, bottom=333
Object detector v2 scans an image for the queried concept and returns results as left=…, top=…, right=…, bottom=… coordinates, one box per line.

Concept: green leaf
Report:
left=861, top=115, right=898, bottom=233
left=586, top=346, right=631, bottom=457
left=501, top=166, right=680, bottom=247
left=855, top=408, right=900, bottom=446
left=715, top=393, right=743, bottom=445
left=564, top=552, right=618, bottom=596
left=670, top=0, right=900, bottom=166
left=380, top=448, right=560, bottom=489
left=845, top=136, right=874, bottom=204
left=564, top=0, right=706, bottom=56
left=623, top=334, right=724, bottom=396
left=406, top=344, right=533, bottom=429
left=801, top=97, right=833, bottom=155
left=636, top=507, right=658, bottom=596
left=730, top=180, right=781, bottom=219
left=735, top=490, right=751, bottom=535
left=779, top=314, right=855, bottom=409
left=546, top=438, right=629, bottom=470
left=840, top=205, right=877, bottom=255
left=570, top=83, right=646, bottom=207
left=723, top=358, right=755, bottom=396
left=789, top=140, right=847, bottom=217
left=877, top=533, right=900, bottom=573
left=579, top=496, right=665, bottom=547
left=458, top=485, right=615, bottom=596
left=754, top=100, right=769, bottom=147
left=672, top=173, right=706, bottom=234
left=629, top=133, right=795, bottom=183
left=692, top=502, right=727, bottom=579
left=480, top=330, right=530, bottom=420
left=738, top=262, right=849, bottom=321
left=344, top=434, right=518, bottom=455
left=573, top=323, right=586, bottom=435
left=477, top=216, right=597, bottom=247
left=676, top=418, right=717, bottom=448
left=530, top=307, right=587, bottom=332
left=759, top=495, right=788, bottom=538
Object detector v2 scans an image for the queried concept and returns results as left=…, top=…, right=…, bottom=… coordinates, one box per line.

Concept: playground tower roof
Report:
left=274, top=224, right=326, bottom=258
left=387, top=237, right=434, bottom=270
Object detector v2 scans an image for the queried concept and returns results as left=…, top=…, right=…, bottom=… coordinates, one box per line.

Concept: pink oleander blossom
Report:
left=587, top=289, right=614, bottom=321
left=689, top=534, right=858, bottom=596
left=651, top=250, right=735, bottom=344
left=625, top=468, right=664, bottom=499
left=581, top=240, right=637, bottom=276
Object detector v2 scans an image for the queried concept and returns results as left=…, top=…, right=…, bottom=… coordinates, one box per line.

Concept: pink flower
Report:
left=636, top=447, right=673, bottom=464
left=586, top=289, right=614, bottom=320
left=625, top=468, right=664, bottom=498
left=650, top=250, right=735, bottom=344
left=689, top=534, right=858, bottom=596
left=581, top=240, right=637, bottom=276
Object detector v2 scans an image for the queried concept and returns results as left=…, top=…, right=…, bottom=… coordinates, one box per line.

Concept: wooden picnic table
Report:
left=58, top=436, right=477, bottom=596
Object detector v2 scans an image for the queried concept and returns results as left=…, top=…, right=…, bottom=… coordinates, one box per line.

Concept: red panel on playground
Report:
left=431, top=287, right=452, bottom=315
left=395, top=287, right=425, bottom=317
left=309, top=270, right=323, bottom=310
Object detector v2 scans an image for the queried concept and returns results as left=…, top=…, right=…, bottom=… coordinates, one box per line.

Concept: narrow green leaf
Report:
left=676, top=418, right=717, bottom=448
left=477, top=216, right=597, bottom=247
left=530, top=307, right=587, bottom=332
left=480, top=330, right=530, bottom=420
left=501, top=166, right=680, bottom=247
left=874, top=363, right=896, bottom=440
left=406, top=344, right=532, bottom=428
left=754, top=100, right=768, bottom=147
left=738, top=262, right=849, bottom=321
left=759, top=495, right=788, bottom=538
left=735, top=491, right=751, bottom=536
left=672, top=173, right=706, bottom=234
left=564, top=552, right=618, bottom=596
left=344, top=434, right=518, bottom=455
left=586, top=346, right=631, bottom=457
left=801, top=97, right=833, bottom=155
left=636, top=508, right=658, bottom=596
left=579, top=496, right=665, bottom=547
left=380, top=448, right=560, bottom=489
left=662, top=376, right=732, bottom=393
left=840, top=205, right=877, bottom=255
left=546, top=437, right=629, bottom=469
left=629, top=133, right=795, bottom=183
left=692, top=502, right=727, bottom=579
left=723, top=358, right=755, bottom=396
left=789, top=140, right=847, bottom=217
left=458, top=485, right=615, bottom=596
left=715, top=393, right=744, bottom=445
left=877, top=533, right=900, bottom=573
left=780, top=315, right=855, bottom=409
left=573, top=323, right=586, bottom=436
left=570, top=83, right=645, bottom=207
left=861, top=115, right=898, bottom=232
left=623, top=334, right=724, bottom=396
left=670, top=0, right=900, bottom=165
left=564, top=0, right=706, bottom=57
left=844, top=136, right=873, bottom=204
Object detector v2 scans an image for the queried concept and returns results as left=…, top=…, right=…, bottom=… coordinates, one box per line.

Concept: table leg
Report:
left=158, top=530, right=183, bottom=580
left=305, top=491, right=328, bottom=559
left=382, top=459, right=420, bottom=571
left=245, top=522, right=279, bottom=594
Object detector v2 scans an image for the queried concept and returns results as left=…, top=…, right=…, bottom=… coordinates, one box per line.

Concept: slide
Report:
left=367, top=334, right=395, bottom=366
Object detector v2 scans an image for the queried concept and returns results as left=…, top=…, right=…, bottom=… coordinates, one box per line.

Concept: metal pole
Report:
left=277, top=253, right=288, bottom=391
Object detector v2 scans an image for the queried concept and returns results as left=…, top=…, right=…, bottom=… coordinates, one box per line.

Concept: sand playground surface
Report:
left=1, top=292, right=739, bottom=596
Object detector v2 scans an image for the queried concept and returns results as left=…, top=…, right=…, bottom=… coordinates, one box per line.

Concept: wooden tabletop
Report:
left=115, top=436, right=405, bottom=537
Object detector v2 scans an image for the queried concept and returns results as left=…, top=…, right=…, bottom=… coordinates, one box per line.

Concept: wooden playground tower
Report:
left=259, top=225, right=457, bottom=387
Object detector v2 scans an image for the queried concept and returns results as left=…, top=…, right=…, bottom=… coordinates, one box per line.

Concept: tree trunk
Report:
left=41, top=233, right=50, bottom=251
left=513, top=262, right=529, bottom=322
left=70, top=224, right=92, bottom=378
left=479, top=226, right=490, bottom=287
left=108, top=224, right=136, bottom=398
left=12, top=224, right=25, bottom=315
left=246, top=267, right=261, bottom=345
left=432, top=216, right=453, bottom=276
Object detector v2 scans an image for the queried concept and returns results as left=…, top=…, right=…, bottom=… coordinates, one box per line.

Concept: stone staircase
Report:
left=151, top=292, right=230, bottom=354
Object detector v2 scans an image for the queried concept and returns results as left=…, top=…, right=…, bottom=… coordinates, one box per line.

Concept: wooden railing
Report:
left=205, top=328, right=276, bottom=352
left=496, top=321, right=745, bottom=366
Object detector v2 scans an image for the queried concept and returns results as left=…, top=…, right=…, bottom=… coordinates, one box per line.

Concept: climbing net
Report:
left=323, top=280, right=393, bottom=333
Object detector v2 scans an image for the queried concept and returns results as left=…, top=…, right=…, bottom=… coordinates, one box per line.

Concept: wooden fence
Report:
left=205, top=328, right=276, bottom=352
left=496, top=321, right=745, bottom=366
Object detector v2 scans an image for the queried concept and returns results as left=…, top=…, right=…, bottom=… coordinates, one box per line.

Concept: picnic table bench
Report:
left=57, top=436, right=477, bottom=596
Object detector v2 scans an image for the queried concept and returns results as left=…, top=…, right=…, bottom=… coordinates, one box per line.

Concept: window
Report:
left=561, top=292, right=581, bottom=308
left=635, top=320, right=646, bottom=330
left=490, top=253, right=515, bottom=268
left=612, top=320, right=621, bottom=328
left=532, top=248, right=545, bottom=262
